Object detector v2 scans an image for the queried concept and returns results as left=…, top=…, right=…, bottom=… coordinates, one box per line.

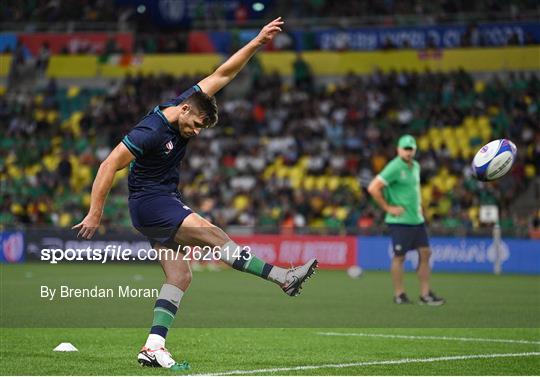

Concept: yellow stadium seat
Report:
left=262, top=165, right=275, bottom=180
left=322, top=206, right=333, bottom=217
left=289, top=166, right=303, bottom=180
left=487, top=106, right=499, bottom=116
left=326, top=83, right=336, bottom=94
left=24, top=164, right=41, bottom=176
left=303, top=176, right=315, bottom=190
left=34, top=94, right=44, bottom=105
left=480, top=129, right=492, bottom=141
left=38, top=202, right=48, bottom=213
left=7, top=165, right=22, bottom=179
left=297, top=156, right=309, bottom=169
left=463, top=116, right=475, bottom=129
left=290, top=177, right=301, bottom=189
left=51, top=136, right=62, bottom=146
left=46, top=111, right=59, bottom=124
left=315, top=176, right=326, bottom=190
left=59, top=213, right=73, bottom=228
left=34, top=109, right=46, bottom=122
left=82, top=193, right=91, bottom=208
left=442, top=127, right=453, bottom=137
left=11, top=203, right=24, bottom=215
left=67, top=86, right=81, bottom=98
left=418, top=136, right=430, bottom=151
left=233, top=194, right=249, bottom=211
left=474, top=80, right=485, bottom=93
left=336, top=207, right=348, bottom=220
left=525, top=164, right=536, bottom=178
left=430, top=135, right=443, bottom=150
left=309, top=218, right=325, bottom=228
left=455, top=127, right=466, bottom=138
left=477, top=116, right=490, bottom=127
left=468, top=206, right=480, bottom=228
left=328, top=176, right=340, bottom=191
left=421, top=185, right=432, bottom=203
left=424, top=207, right=435, bottom=221
left=431, top=176, right=443, bottom=191
left=275, top=166, right=288, bottom=179
left=344, top=177, right=361, bottom=194
left=78, top=165, right=93, bottom=188
left=436, top=197, right=452, bottom=215
left=6, top=152, right=16, bottom=165
left=446, top=176, right=458, bottom=191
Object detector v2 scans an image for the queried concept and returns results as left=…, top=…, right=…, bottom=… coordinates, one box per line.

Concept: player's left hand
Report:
left=255, top=17, right=284, bottom=45
left=72, top=213, right=101, bottom=239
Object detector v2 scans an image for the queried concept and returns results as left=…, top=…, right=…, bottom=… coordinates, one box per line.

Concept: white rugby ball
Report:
left=472, top=139, right=517, bottom=181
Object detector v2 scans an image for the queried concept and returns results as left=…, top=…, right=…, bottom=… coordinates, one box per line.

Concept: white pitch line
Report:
left=317, top=332, right=540, bottom=345
left=194, top=352, right=540, bottom=376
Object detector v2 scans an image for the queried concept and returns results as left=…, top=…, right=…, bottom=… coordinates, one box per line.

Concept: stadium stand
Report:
left=1, top=0, right=539, bottom=237
left=1, top=63, right=538, bottom=235
left=2, top=0, right=538, bottom=26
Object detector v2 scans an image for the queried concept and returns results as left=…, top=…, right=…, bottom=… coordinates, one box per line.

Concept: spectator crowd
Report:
left=2, top=0, right=538, bottom=26
left=1, top=62, right=539, bottom=236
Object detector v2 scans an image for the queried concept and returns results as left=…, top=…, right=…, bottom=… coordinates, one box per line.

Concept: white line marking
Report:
left=317, top=332, right=540, bottom=345
left=194, top=352, right=540, bottom=376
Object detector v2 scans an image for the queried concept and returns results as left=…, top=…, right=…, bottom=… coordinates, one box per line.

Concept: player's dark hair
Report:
left=184, top=91, right=218, bottom=128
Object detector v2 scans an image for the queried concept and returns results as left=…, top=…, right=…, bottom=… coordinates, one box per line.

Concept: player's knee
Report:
left=179, top=271, right=192, bottom=289
left=167, top=270, right=192, bottom=290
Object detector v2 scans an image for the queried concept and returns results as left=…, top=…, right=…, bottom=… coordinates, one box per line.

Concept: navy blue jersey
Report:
left=122, top=85, right=201, bottom=198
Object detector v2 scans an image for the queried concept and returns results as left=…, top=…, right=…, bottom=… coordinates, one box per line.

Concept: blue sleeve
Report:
left=122, top=121, right=162, bottom=158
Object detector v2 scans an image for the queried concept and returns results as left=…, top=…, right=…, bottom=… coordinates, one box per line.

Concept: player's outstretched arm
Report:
left=72, top=143, right=134, bottom=239
left=197, top=17, right=283, bottom=96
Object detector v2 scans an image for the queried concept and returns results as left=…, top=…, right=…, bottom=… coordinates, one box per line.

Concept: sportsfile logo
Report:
left=40, top=244, right=251, bottom=264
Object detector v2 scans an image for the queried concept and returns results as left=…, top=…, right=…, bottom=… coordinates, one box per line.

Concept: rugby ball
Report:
left=472, top=139, right=517, bottom=181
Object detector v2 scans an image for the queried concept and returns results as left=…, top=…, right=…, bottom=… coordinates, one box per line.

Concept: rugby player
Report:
left=73, top=18, right=318, bottom=370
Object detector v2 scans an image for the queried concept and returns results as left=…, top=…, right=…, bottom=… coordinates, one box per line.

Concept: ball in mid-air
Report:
left=472, top=139, right=517, bottom=181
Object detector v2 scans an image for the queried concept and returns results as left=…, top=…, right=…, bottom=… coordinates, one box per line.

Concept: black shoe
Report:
left=393, top=292, right=412, bottom=304
left=419, top=291, right=445, bottom=306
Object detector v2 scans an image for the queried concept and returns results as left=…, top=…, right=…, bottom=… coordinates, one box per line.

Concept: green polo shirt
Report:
left=377, top=156, right=424, bottom=225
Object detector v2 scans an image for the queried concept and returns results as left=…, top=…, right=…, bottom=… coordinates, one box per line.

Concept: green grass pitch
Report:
left=1, top=263, right=539, bottom=375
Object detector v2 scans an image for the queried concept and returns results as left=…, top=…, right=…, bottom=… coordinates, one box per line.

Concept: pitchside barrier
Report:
left=1, top=229, right=539, bottom=274
left=359, top=236, right=540, bottom=275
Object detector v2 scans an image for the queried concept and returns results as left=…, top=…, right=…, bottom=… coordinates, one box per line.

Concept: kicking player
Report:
left=368, top=135, right=444, bottom=306
left=73, top=18, right=317, bottom=370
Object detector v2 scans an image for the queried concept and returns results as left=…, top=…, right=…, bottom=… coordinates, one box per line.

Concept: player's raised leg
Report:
left=138, top=243, right=190, bottom=370
left=175, top=213, right=318, bottom=296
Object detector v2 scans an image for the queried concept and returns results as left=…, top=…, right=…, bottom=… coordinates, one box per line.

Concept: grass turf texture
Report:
left=1, top=263, right=539, bottom=374
left=1, top=328, right=539, bottom=375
